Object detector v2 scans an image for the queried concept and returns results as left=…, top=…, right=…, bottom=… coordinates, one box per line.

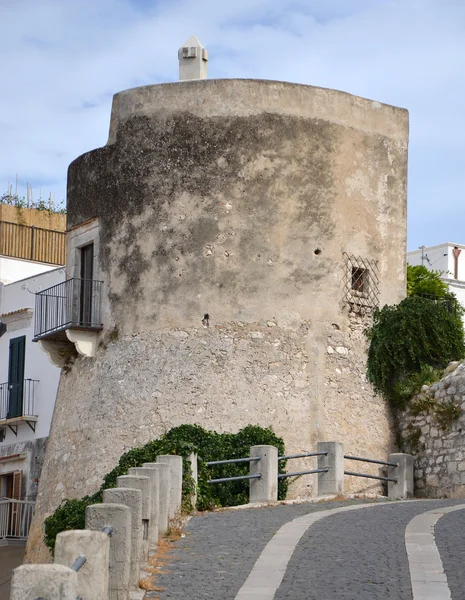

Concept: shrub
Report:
left=44, top=424, right=287, bottom=554
left=366, top=295, right=465, bottom=408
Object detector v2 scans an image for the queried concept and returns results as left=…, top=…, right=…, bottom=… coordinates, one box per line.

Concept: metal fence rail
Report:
left=206, top=457, right=260, bottom=466
left=0, top=499, right=35, bottom=540
left=0, top=220, right=65, bottom=265
left=206, top=456, right=262, bottom=484
left=344, top=454, right=398, bottom=484
left=343, top=470, right=397, bottom=483
left=278, top=451, right=327, bottom=461
left=278, top=467, right=328, bottom=479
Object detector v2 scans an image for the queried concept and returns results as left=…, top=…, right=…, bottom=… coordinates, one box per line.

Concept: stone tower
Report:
left=27, top=40, right=408, bottom=561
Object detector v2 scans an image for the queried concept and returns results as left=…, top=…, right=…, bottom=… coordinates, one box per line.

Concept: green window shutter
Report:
left=7, top=336, right=25, bottom=419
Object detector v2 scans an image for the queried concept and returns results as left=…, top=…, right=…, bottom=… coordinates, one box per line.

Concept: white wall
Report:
left=0, top=256, right=58, bottom=285
left=0, top=268, right=65, bottom=446
left=407, top=242, right=465, bottom=315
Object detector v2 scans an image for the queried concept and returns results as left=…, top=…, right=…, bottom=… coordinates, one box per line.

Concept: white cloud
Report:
left=0, top=0, right=464, bottom=248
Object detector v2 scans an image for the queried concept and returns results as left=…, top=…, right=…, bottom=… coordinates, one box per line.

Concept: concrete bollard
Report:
left=144, top=461, right=170, bottom=534
left=187, top=452, right=198, bottom=510
left=85, top=503, right=131, bottom=600
left=317, top=441, right=344, bottom=496
left=157, top=455, right=183, bottom=519
left=249, top=445, right=278, bottom=504
left=129, top=466, right=160, bottom=547
left=388, top=453, right=414, bottom=499
left=10, top=564, right=78, bottom=600
left=55, top=529, right=109, bottom=600
left=103, top=487, right=142, bottom=589
left=117, top=475, right=151, bottom=560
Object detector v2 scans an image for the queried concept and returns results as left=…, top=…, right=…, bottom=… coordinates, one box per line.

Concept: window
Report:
left=351, top=267, right=368, bottom=295
left=343, top=253, right=380, bottom=314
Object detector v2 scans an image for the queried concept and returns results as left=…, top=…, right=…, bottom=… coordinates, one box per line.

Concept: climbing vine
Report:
left=44, top=424, right=288, bottom=554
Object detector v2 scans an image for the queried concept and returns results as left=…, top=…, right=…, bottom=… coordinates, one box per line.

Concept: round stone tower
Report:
left=27, top=63, right=408, bottom=561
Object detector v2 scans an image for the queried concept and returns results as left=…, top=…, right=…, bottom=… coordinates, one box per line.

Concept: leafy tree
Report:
left=406, top=264, right=449, bottom=298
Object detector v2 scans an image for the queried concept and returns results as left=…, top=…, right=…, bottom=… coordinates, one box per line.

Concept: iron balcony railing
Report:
left=0, top=220, right=65, bottom=265
left=0, top=499, right=35, bottom=540
left=0, top=379, right=38, bottom=421
left=33, top=277, right=103, bottom=340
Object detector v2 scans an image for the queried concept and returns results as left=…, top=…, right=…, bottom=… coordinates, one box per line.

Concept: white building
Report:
left=407, top=243, right=465, bottom=310
left=0, top=268, right=65, bottom=502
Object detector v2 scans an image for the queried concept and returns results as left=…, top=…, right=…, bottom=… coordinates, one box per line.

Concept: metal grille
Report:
left=343, top=253, right=380, bottom=313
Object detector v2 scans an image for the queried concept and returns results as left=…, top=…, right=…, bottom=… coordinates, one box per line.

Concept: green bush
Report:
left=366, top=295, right=465, bottom=408
left=44, top=424, right=287, bottom=554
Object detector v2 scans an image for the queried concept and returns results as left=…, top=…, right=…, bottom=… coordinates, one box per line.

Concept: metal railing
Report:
left=0, top=220, right=65, bottom=265
left=344, top=454, right=398, bottom=483
left=0, top=499, right=35, bottom=540
left=0, top=379, right=38, bottom=421
left=278, top=451, right=328, bottom=479
left=33, top=278, right=103, bottom=340
left=206, top=457, right=261, bottom=484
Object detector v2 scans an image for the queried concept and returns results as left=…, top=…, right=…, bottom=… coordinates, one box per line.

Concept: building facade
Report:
left=0, top=268, right=65, bottom=504
left=27, top=67, right=409, bottom=560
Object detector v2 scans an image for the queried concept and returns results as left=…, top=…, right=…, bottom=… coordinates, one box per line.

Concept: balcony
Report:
left=0, top=220, right=65, bottom=266
left=33, top=277, right=103, bottom=341
left=0, top=499, right=35, bottom=545
left=0, top=379, right=38, bottom=434
left=33, top=278, right=103, bottom=361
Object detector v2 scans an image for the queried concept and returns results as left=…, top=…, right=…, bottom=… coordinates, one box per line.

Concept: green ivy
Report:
left=366, top=295, right=465, bottom=408
left=44, top=424, right=287, bottom=554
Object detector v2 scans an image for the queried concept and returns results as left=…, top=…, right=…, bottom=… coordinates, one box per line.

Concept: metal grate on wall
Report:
left=342, top=253, right=380, bottom=314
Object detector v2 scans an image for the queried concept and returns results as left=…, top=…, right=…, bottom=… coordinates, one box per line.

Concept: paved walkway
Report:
left=152, top=499, right=465, bottom=600
left=0, top=546, right=24, bottom=600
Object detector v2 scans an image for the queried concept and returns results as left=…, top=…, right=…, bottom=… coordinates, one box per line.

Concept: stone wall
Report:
left=399, top=361, right=465, bottom=498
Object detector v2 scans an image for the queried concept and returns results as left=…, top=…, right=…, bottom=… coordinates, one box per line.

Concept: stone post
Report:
left=249, top=445, right=278, bottom=504
left=317, top=441, right=344, bottom=496
left=103, top=487, right=142, bottom=588
left=388, top=453, right=414, bottom=499
left=54, top=529, right=109, bottom=600
left=85, top=503, right=131, bottom=600
left=187, top=452, right=198, bottom=510
left=116, top=475, right=151, bottom=560
left=129, top=466, right=160, bottom=547
left=157, top=455, right=183, bottom=519
left=144, top=461, right=170, bottom=534
left=10, top=564, right=78, bottom=600
left=178, top=35, right=208, bottom=81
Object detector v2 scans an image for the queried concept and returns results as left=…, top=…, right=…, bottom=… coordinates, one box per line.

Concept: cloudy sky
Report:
left=0, top=0, right=464, bottom=250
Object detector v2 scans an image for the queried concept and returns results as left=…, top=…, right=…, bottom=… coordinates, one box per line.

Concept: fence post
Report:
left=249, top=445, right=278, bottom=504
left=157, top=455, right=183, bottom=519
left=103, top=487, right=142, bottom=589
left=10, top=564, right=78, bottom=600
left=116, top=475, right=151, bottom=560
left=129, top=466, right=160, bottom=547
left=317, top=441, right=344, bottom=496
left=144, top=462, right=170, bottom=534
left=85, top=503, right=131, bottom=600
left=388, top=453, right=414, bottom=499
left=187, top=452, right=198, bottom=510
left=54, top=529, right=109, bottom=600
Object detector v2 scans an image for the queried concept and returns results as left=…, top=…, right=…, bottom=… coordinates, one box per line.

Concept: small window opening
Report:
left=351, top=267, right=368, bottom=294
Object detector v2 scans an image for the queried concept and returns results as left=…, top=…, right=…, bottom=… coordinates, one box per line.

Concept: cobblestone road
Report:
left=152, top=499, right=465, bottom=600
left=435, top=507, right=465, bottom=600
